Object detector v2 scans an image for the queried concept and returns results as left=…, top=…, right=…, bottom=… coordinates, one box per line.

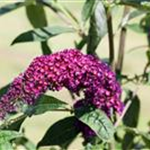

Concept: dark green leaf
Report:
left=127, top=23, right=145, bottom=33
left=0, top=130, right=23, bottom=144
left=2, top=115, right=26, bottom=131
left=141, top=133, right=150, bottom=148
left=87, top=1, right=107, bottom=54
left=11, top=26, right=74, bottom=45
left=0, top=2, right=25, bottom=16
left=0, top=142, right=13, bottom=150
left=75, top=106, right=115, bottom=141
left=0, top=84, right=10, bottom=99
left=123, top=94, right=140, bottom=127
left=37, top=116, right=79, bottom=149
left=41, top=41, right=52, bottom=55
left=82, top=0, right=96, bottom=22
left=26, top=2, right=47, bottom=28
left=122, top=133, right=134, bottom=150
left=25, top=95, right=68, bottom=116
left=122, top=92, right=140, bottom=150
left=119, top=0, right=150, bottom=10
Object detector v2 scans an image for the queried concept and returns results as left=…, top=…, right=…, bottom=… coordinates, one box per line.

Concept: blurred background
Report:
left=0, top=1, right=149, bottom=148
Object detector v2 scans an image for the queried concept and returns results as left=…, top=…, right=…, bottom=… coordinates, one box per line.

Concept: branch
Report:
left=106, top=8, right=115, bottom=71
left=116, top=6, right=130, bottom=74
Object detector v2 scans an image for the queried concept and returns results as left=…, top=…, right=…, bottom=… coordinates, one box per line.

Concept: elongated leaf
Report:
left=0, top=2, right=25, bottom=16
left=75, top=107, right=115, bottom=141
left=11, top=26, right=74, bottom=45
left=26, top=95, right=68, bottom=116
left=2, top=115, right=26, bottom=131
left=119, top=0, right=150, bottom=10
left=120, top=10, right=145, bottom=28
left=37, top=116, right=79, bottom=149
left=122, top=133, right=134, bottom=150
left=0, top=130, right=23, bottom=144
left=26, top=2, right=47, bottom=28
left=128, top=10, right=145, bottom=21
left=82, top=0, right=96, bottom=22
left=87, top=1, right=107, bottom=54
left=123, top=94, right=140, bottom=127
left=0, top=142, right=13, bottom=150
left=122, top=92, right=140, bottom=150
left=127, top=23, right=145, bottom=33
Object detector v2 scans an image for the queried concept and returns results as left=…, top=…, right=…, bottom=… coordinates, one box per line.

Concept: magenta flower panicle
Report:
left=0, top=49, right=123, bottom=137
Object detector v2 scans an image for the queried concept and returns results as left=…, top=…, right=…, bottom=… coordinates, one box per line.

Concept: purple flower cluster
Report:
left=0, top=49, right=123, bottom=136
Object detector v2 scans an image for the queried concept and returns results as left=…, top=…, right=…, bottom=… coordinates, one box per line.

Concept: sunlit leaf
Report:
left=75, top=106, right=115, bottom=141
left=127, top=23, right=145, bottom=33
left=37, top=116, right=79, bottom=149
left=0, top=142, right=13, bottom=150
left=0, top=130, right=23, bottom=144
left=11, top=26, right=74, bottom=45
left=87, top=1, right=107, bottom=54
left=82, top=0, right=96, bottom=23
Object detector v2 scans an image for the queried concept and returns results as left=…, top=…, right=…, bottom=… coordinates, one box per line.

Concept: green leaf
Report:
left=26, top=2, right=47, bottom=28
left=87, top=1, right=107, bottom=54
left=82, top=0, right=96, bottom=23
left=37, top=116, right=79, bottom=149
left=120, top=10, right=145, bottom=27
left=2, top=115, right=26, bottom=131
left=119, top=0, right=150, bottom=10
left=11, top=26, right=74, bottom=45
left=122, top=92, right=140, bottom=150
left=122, top=133, right=134, bottom=150
left=127, top=23, right=145, bottom=33
left=141, top=133, right=150, bottom=148
left=41, top=41, right=52, bottom=55
left=0, top=142, right=13, bottom=150
left=123, top=93, right=140, bottom=127
left=26, top=95, right=68, bottom=116
left=0, top=84, right=10, bottom=99
left=75, top=106, right=115, bottom=141
left=0, top=130, right=23, bottom=144
left=0, top=2, right=25, bottom=16
left=128, top=10, right=145, bottom=21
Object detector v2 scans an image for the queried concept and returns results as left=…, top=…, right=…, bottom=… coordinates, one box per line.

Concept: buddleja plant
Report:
left=0, top=0, right=150, bottom=149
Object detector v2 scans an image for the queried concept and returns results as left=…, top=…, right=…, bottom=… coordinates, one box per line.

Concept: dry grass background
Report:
left=0, top=1, right=150, bottom=149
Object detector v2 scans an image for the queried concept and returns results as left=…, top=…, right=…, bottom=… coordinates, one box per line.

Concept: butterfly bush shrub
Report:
left=0, top=0, right=150, bottom=149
